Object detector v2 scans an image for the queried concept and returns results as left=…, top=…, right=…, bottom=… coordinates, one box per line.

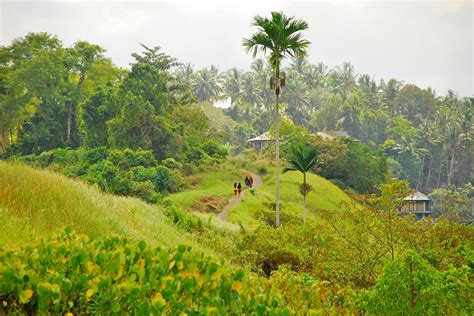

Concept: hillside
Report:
left=0, top=159, right=353, bottom=244
left=167, top=161, right=353, bottom=227
left=0, top=161, right=194, bottom=247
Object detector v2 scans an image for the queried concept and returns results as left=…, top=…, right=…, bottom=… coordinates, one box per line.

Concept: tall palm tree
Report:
left=192, top=66, right=222, bottom=102
left=224, top=68, right=243, bottom=105
left=251, top=58, right=273, bottom=107
left=243, top=11, right=310, bottom=228
left=290, top=55, right=308, bottom=74
left=241, top=72, right=262, bottom=106
left=283, top=144, right=319, bottom=223
left=176, top=62, right=194, bottom=90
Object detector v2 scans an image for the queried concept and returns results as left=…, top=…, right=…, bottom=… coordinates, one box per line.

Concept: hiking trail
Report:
left=217, top=172, right=262, bottom=221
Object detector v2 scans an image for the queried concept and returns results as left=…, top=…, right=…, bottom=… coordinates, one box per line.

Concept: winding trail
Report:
left=217, top=172, right=262, bottom=221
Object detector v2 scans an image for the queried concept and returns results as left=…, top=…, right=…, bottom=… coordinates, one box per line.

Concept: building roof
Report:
left=316, top=130, right=350, bottom=140
left=247, top=131, right=272, bottom=143
left=404, top=191, right=430, bottom=201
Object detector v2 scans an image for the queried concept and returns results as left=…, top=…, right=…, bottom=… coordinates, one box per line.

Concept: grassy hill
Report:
left=167, top=160, right=353, bottom=228
left=0, top=161, right=195, bottom=247
left=229, top=167, right=353, bottom=227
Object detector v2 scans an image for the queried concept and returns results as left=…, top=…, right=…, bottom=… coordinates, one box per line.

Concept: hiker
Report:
left=249, top=176, right=254, bottom=188
left=237, top=182, right=242, bottom=197
left=233, top=182, right=238, bottom=197
left=245, top=176, right=250, bottom=188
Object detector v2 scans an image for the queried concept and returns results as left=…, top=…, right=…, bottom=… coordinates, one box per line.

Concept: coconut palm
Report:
left=283, top=144, right=320, bottom=223
left=290, top=55, right=308, bottom=74
left=192, top=66, right=223, bottom=102
left=176, top=62, right=194, bottom=90
left=241, top=72, right=262, bottom=107
left=251, top=58, right=273, bottom=107
left=243, top=11, right=310, bottom=228
left=224, top=68, right=244, bottom=105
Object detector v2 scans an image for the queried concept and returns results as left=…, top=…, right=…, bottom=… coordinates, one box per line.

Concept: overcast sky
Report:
left=1, top=0, right=473, bottom=97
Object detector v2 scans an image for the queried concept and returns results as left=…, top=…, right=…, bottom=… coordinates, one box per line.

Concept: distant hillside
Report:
left=0, top=161, right=194, bottom=247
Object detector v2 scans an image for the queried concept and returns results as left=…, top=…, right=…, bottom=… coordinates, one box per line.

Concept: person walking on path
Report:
left=245, top=176, right=250, bottom=188
left=233, top=182, right=238, bottom=197
left=249, top=176, right=254, bottom=188
left=237, top=182, right=242, bottom=197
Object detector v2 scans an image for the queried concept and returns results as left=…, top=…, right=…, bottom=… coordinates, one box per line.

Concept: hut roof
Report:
left=404, top=191, right=430, bottom=201
left=316, top=130, right=350, bottom=140
left=247, top=131, right=272, bottom=143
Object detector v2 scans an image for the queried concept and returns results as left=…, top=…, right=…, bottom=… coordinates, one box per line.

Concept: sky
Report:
left=1, top=0, right=473, bottom=97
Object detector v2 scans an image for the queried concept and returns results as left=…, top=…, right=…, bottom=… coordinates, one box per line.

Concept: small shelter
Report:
left=401, top=191, right=432, bottom=220
left=247, top=131, right=272, bottom=152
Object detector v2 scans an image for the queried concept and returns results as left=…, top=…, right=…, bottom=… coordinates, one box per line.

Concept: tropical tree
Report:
left=192, top=66, right=222, bottom=102
left=223, top=68, right=243, bottom=105
left=243, top=11, right=310, bottom=228
left=283, top=143, right=319, bottom=223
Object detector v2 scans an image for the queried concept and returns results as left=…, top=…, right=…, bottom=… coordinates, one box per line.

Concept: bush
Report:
left=108, top=148, right=157, bottom=169
left=202, top=140, right=228, bottom=159
left=129, top=166, right=181, bottom=194
left=358, top=250, right=472, bottom=314
left=161, top=157, right=182, bottom=169
left=257, top=165, right=268, bottom=176
left=0, top=230, right=290, bottom=314
left=15, top=147, right=184, bottom=203
left=81, top=146, right=110, bottom=165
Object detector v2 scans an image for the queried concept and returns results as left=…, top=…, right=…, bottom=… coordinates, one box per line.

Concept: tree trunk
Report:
left=303, top=172, right=307, bottom=223
left=275, top=90, right=281, bottom=228
left=67, top=102, right=72, bottom=142
left=417, top=154, right=425, bottom=191
left=447, top=149, right=456, bottom=186
left=436, top=156, right=443, bottom=188
left=425, top=156, right=433, bottom=191
left=67, top=72, right=85, bottom=146
left=0, top=130, right=7, bottom=155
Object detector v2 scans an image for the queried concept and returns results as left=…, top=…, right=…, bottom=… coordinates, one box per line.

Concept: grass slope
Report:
left=229, top=167, right=352, bottom=226
left=167, top=161, right=353, bottom=228
left=0, top=161, right=194, bottom=247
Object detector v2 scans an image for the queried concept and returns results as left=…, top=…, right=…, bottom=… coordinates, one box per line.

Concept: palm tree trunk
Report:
left=303, top=172, right=307, bottom=223
left=448, top=149, right=455, bottom=186
left=425, top=156, right=433, bottom=191
left=275, top=90, right=281, bottom=228
left=417, top=154, right=425, bottom=191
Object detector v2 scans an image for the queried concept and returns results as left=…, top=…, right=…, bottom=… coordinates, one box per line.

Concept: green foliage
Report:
left=18, top=147, right=183, bottom=203
left=429, top=184, right=474, bottom=223
left=316, top=138, right=388, bottom=193
left=0, top=230, right=290, bottom=314
left=359, top=250, right=472, bottom=315
left=81, top=85, right=118, bottom=147
left=202, top=140, right=228, bottom=159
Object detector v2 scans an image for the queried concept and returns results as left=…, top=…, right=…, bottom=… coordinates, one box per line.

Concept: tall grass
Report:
left=0, top=161, right=193, bottom=247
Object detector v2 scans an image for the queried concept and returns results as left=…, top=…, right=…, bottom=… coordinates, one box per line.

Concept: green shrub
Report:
left=129, top=166, right=181, bottom=194
left=129, top=180, right=161, bottom=203
left=84, top=160, right=132, bottom=195
left=0, top=230, right=290, bottom=314
left=202, top=140, right=228, bottom=159
left=81, top=146, right=110, bottom=165
left=164, top=207, right=204, bottom=233
left=15, top=148, right=184, bottom=203
left=108, top=148, right=158, bottom=169
left=358, top=250, right=472, bottom=314
left=257, top=165, right=268, bottom=176
left=162, top=157, right=183, bottom=169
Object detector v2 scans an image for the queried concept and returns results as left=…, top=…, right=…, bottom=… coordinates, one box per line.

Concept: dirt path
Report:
left=217, top=172, right=262, bottom=221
